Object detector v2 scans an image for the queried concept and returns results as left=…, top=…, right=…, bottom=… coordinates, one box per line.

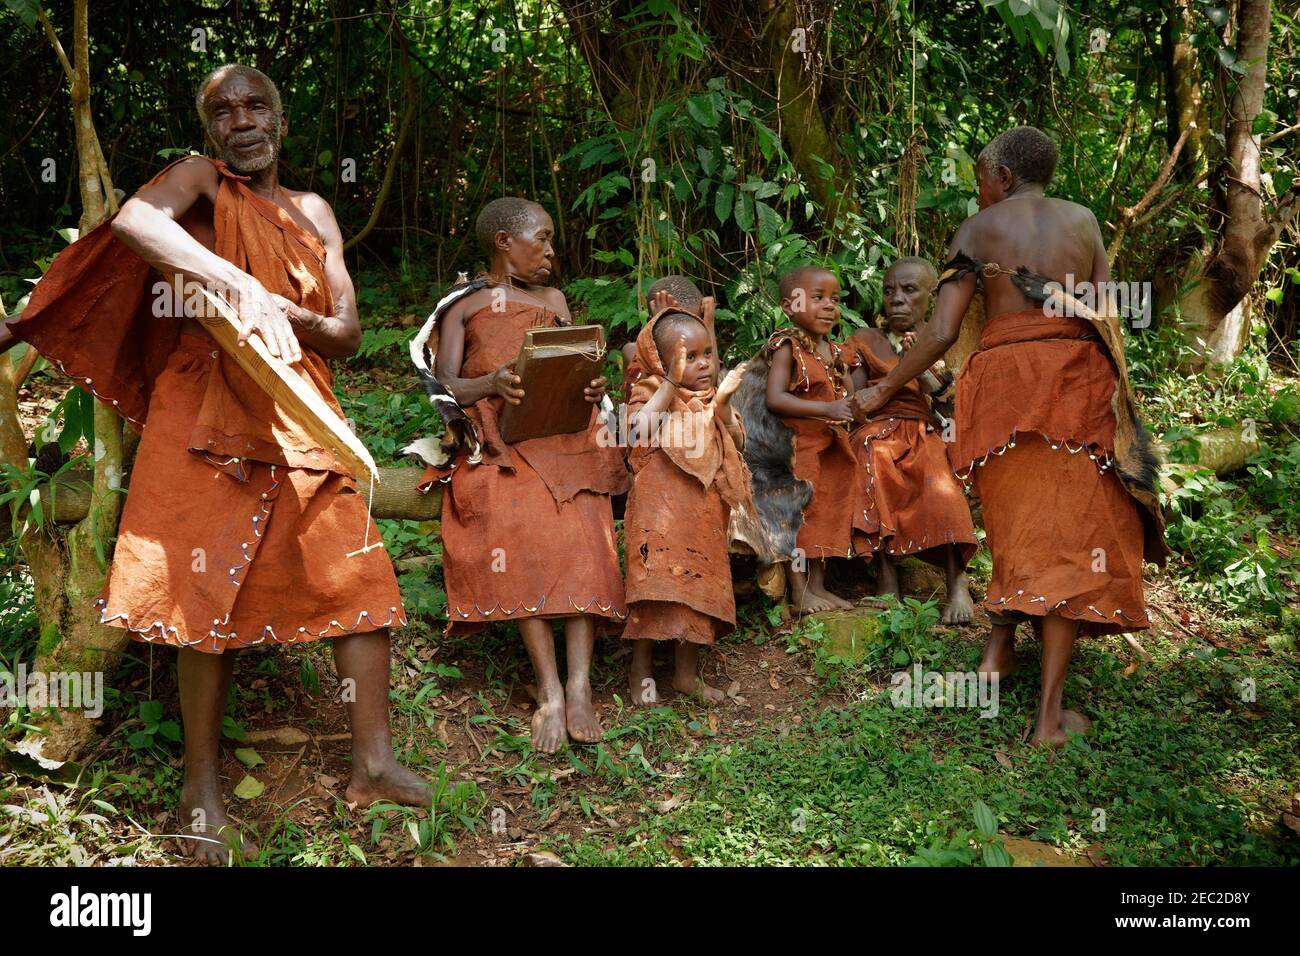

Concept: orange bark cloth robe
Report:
left=845, top=338, right=977, bottom=566
left=952, top=310, right=1149, bottom=634
left=10, top=159, right=404, bottom=653
left=622, top=316, right=754, bottom=644
left=418, top=301, right=628, bottom=634
left=762, top=329, right=858, bottom=559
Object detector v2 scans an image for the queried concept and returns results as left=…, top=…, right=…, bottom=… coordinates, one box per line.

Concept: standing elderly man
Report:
left=5, top=64, right=430, bottom=863
left=855, top=127, right=1165, bottom=749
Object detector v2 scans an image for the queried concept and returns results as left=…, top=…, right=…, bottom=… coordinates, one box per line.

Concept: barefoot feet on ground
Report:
left=345, top=758, right=434, bottom=808
left=179, top=786, right=257, bottom=866
left=1030, top=709, right=1091, bottom=749
left=530, top=696, right=569, bottom=753
left=565, top=679, right=604, bottom=743
left=977, top=631, right=1019, bottom=681
left=941, top=574, right=976, bottom=625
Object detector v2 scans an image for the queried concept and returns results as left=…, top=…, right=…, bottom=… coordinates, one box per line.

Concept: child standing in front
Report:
left=622, top=304, right=750, bottom=704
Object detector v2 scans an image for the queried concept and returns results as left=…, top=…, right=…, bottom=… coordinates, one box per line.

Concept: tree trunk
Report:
left=763, top=0, right=859, bottom=229
left=1179, top=0, right=1298, bottom=366
left=10, top=0, right=127, bottom=764
left=1162, top=0, right=1206, bottom=181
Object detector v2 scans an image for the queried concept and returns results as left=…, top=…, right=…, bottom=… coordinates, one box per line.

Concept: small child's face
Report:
left=783, top=270, right=841, bottom=338
left=663, top=321, right=714, bottom=391
left=495, top=206, right=557, bottom=285
left=881, top=262, right=934, bottom=333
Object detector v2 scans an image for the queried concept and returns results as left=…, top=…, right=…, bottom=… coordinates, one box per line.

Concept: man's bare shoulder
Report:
left=289, top=190, right=341, bottom=235
left=150, top=155, right=221, bottom=198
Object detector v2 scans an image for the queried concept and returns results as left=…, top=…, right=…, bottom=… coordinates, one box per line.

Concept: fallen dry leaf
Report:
left=994, top=751, right=1013, bottom=768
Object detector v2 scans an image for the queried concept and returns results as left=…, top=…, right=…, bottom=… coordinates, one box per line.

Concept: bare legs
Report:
left=1030, top=616, right=1090, bottom=747
left=178, top=647, right=248, bottom=865
left=520, top=615, right=604, bottom=753
left=671, top=641, right=725, bottom=703
left=939, top=546, right=975, bottom=625
left=564, top=616, right=603, bottom=743
left=978, top=614, right=1090, bottom=749
left=878, top=548, right=974, bottom=624
left=874, top=553, right=900, bottom=599
left=628, top=639, right=660, bottom=705
left=334, top=630, right=433, bottom=807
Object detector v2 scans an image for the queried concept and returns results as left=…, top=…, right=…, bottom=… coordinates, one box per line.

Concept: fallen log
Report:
left=39, top=425, right=1257, bottom=525
left=44, top=466, right=442, bottom=523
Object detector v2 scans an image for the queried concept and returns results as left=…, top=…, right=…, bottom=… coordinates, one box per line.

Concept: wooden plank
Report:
left=196, top=288, right=380, bottom=484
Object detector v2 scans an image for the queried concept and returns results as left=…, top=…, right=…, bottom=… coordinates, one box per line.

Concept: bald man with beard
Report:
left=5, top=65, right=430, bottom=863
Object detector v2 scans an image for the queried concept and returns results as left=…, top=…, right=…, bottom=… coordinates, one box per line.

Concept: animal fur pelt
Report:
left=731, top=354, right=811, bottom=564
left=398, top=278, right=487, bottom=469
left=940, top=253, right=1169, bottom=565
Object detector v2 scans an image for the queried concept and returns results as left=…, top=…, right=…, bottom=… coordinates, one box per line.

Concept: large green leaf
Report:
left=3, top=0, right=39, bottom=28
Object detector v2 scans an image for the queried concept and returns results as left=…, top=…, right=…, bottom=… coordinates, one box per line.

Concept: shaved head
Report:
left=885, top=256, right=937, bottom=287
left=475, top=197, right=544, bottom=254
left=779, top=264, right=835, bottom=301
left=977, top=126, right=1059, bottom=186
left=647, top=275, right=703, bottom=311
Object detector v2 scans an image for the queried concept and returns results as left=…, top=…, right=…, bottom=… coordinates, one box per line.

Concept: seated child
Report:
left=408, top=197, right=628, bottom=754
left=847, top=257, right=978, bottom=624
left=622, top=304, right=750, bottom=704
left=762, top=265, right=861, bottom=614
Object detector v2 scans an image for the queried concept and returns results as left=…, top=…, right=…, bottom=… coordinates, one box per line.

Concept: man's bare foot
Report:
left=345, top=757, right=434, bottom=807
left=1030, top=709, right=1091, bottom=749
left=941, top=574, right=976, bottom=625
left=531, top=696, right=569, bottom=753
left=565, top=679, right=604, bottom=743
left=179, top=785, right=256, bottom=866
left=978, top=626, right=1019, bottom=680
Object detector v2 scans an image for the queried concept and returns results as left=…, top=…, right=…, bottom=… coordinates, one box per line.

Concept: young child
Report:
left=621, top=275, right=709, bottom=405
left=847, top=257, right=978, bottom=624
left=409, top=196, right=628, bottom=754
left=762, top=265, right=860, bottom=614
left=622, top=302, right=750, bottom=704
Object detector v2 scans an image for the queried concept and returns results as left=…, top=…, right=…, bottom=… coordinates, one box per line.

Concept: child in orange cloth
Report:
left=622, top=304, right=751, bottom=704
left=762, top=265, right=861, bottom=613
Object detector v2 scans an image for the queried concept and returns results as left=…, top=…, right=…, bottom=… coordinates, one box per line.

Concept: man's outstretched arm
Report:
left=111, top=157, right=302, bottom=362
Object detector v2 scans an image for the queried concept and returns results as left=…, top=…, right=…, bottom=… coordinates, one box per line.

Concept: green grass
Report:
left=552, top=627, right=1300, bottom=867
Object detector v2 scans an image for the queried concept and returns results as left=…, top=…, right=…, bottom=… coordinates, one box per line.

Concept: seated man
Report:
left=7, top=64, right=429, bottom=862
left=847, top=257, right=977, bottom=624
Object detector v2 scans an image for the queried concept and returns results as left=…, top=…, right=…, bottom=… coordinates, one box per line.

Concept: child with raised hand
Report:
left=622, top=301, right=751, bottom=705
